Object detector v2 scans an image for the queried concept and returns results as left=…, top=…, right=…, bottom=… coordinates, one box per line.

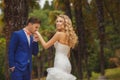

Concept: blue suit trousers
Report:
left=10, top=65, right=31, bottom=80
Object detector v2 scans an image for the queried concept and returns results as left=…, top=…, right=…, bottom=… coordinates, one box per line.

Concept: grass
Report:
left=105, top=67, right=120, bottom=80
left=90, top=67, right=120, bottom=80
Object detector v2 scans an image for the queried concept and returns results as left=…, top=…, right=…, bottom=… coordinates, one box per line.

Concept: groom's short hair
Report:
left=26, top=17, right=41, bottom=25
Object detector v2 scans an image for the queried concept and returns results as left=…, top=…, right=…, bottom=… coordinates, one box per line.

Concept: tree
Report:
left=73, top=0, right=87, bottom=79
left=95, top=0, right=106, bottom=79
left=53, top=0, right=72, bottom=19
left=43, top=0, right=51, bottom=10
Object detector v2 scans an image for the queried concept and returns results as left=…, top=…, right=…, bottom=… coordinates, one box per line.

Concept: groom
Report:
left=8, top=17, right=41, bottom=80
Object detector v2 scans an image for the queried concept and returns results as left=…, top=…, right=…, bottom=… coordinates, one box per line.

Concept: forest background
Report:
left=0, top=0, right=120, bottom=80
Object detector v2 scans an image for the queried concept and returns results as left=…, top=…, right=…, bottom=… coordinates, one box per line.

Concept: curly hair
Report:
left=57, top=14, right=78, bottom=48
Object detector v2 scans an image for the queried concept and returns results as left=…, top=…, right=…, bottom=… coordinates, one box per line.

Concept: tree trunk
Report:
left=103, top=0, right=115, bottom=25
left=84, top=51, right=91, bottom=80
left=73, top=0, right=87, bottom=79
left=96, top=0, right=106, bottom=79
left=64, top=0, right=72, bottom=20
left=4, top=0, right=29, bottom=80
left=71, top=49, right=79, bottom=76
left=36, top=56, right=41, bottom=80
left=54, top=0, right=72, bottom=20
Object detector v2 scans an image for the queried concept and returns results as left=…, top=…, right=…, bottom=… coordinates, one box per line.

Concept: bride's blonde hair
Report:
left=57, top=14, right=78, bottom=48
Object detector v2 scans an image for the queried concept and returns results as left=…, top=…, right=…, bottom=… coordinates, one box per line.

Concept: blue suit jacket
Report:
left=8, top=29, right=39, bottom=71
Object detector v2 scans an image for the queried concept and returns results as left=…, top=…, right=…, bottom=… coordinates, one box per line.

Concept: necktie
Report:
left=24, top=28, right=32, bottom=36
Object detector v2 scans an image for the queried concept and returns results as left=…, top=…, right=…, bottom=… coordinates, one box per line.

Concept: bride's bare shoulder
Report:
left=55, top=31, right=65, bottom=35
left=55, top=32, right=66, bottom=40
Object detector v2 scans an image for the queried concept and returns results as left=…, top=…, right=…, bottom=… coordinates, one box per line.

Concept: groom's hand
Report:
left=9, top=67, right=15, bottom=72
left=33, top=33, right=39, bottom=42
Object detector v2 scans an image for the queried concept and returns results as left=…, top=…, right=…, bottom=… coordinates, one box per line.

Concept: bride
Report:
left=36, top=14, right=78, bottom=80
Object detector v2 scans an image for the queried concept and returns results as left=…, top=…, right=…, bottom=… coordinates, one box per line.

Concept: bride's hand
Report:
left=33, top=31, right=41, bottom=41
left=33, top=33, right=39, bottom=42
left=35, top=31, right=41, bottom=36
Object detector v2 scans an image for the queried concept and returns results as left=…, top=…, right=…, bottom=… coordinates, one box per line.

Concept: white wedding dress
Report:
left=46, top=41, right=76, bottom=80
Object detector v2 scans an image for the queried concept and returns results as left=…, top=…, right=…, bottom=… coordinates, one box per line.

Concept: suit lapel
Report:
left=30, top=36, right=33, bottom=48
left=22, top=30, right=30, bottom=48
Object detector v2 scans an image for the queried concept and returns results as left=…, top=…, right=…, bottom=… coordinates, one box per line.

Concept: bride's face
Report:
left=55, top=17, right=65, bottom=31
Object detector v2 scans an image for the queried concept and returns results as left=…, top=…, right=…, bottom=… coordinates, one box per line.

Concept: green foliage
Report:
left=29, top=9, right=55, bottom=31
left=105, top=24, right=120, bottom=49
left=53, top=0, right=65, bottom=10
left=88, top=39, right=114, bottom=73
left=43, top=0, right=51, bottom=10
left=28, top=0, right=41, bottom=11
left=90, top=67, right=120, bottom=80
left=106, top=68, right=120, bottom=80
left=0, top=14, right=4, bottom=34
left=0, top=38, right=6, bottom=80
left=49, top=10, right=64, bottom=24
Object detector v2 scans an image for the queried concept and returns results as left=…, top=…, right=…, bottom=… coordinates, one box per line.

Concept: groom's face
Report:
left=29, top=23, right=40, bottom=34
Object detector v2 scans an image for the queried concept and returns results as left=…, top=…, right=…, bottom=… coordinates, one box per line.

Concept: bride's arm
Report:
left=36, top=31, right=60, bottom=49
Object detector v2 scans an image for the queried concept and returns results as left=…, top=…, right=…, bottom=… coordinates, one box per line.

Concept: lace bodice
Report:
left=54, top=41, right=70, bottom=56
